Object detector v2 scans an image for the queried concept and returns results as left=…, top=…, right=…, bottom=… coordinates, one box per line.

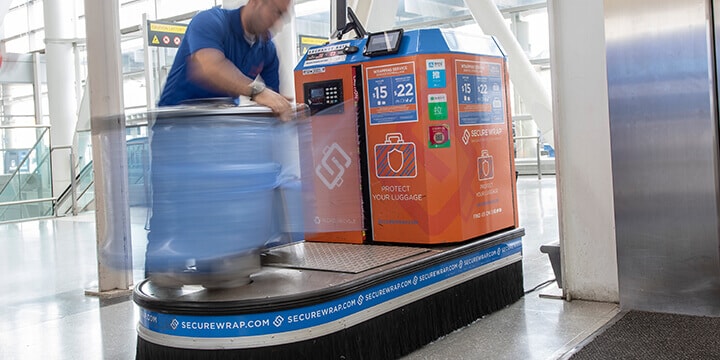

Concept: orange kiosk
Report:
left=294, top=28, right=518, bottom=245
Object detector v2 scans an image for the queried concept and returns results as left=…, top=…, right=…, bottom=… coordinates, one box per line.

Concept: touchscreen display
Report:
left=364, top=29, right=403, bottom=56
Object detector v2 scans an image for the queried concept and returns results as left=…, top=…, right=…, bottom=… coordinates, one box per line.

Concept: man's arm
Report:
left=188, top=48, right=255, bottom=98
left=189, top=48, right=293, bottom=120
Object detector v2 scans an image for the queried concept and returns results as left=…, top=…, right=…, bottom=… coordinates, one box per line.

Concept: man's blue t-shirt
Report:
left=158, top=6, right=280, bottom=106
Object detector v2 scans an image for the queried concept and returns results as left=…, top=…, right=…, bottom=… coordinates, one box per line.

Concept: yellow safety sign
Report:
left=147, top=20, right=188, bottom=48
left=149, top=23, right=187, bottom=35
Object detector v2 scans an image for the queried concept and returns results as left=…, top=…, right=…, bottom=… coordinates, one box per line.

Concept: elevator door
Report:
left=607, top=0, right=720, bottom=315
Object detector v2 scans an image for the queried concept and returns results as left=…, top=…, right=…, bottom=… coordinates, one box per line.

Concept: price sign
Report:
left=455, top=60, right=504, bottom=126
left=366, top=62, right=419, bottom=125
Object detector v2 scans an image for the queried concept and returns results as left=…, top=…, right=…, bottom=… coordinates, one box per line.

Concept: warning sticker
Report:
left=147, top=20, right=187, bottom=48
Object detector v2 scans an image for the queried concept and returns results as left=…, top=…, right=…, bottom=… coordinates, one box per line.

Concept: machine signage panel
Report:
left=428, top=125, right=450, bottom=148
left=366, top=62, right=419, bottom=125
left=426, top=59, right=447, bottom=88
left=455, top=60, right=505, bottom=126
left=428, top=94, right=448, bottom=120
left=305, top=44, right=348, bottom=67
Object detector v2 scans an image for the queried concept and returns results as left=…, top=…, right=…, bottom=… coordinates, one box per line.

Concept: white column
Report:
left=463, top=0, right=554, bottom=147
left=549, top=0, right=618, bottom=302
left=43, top=0, right=78, bottom=196
left=274, top=2, right=297, bottom=98
left=0, top=0, right=11, bottom=28
left=83, top=0, right=133, bottom=295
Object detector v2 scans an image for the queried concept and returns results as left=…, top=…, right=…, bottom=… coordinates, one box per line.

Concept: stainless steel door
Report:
left=606, top=0, right=720, bottom=315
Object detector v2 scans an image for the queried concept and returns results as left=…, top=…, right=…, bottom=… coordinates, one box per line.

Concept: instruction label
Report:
left=366, top=62, right=419, bottom=125
left=428, top=94, right=448, bottom=120
left=426, top=59, right=447, bottom=88
left=305, top=44, right=348, bottom=67
left=455, top=60, right=505, bottom=126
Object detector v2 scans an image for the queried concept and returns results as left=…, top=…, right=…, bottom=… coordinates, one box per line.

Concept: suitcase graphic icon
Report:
left=478, top=150, right=494, bottom=181
left=375, top=133, right=417, bottom=178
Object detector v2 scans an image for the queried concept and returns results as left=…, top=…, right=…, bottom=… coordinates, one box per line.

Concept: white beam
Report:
left=463, top=0, right=554, bottom=147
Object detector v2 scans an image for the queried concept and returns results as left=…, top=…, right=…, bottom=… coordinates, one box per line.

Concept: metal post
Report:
left=31, top=53, right=43, bottom=125
left=536, top=136, right=542, bottom=180
left=142, top=13, right=155, bottom=110
left=69, top=149, right=77, bottom=215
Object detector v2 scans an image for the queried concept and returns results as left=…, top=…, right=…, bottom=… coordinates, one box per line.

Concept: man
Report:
left=158, top=0, right=294, bottom=120
left=147, top=0, right=295, bottom=287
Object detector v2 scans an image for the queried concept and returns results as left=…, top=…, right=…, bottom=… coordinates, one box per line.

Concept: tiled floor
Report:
left=0, top=175, right=618, bottom=360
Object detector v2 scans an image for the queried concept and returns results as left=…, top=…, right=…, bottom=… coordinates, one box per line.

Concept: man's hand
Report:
left=252, top=89, right=294, bottom=121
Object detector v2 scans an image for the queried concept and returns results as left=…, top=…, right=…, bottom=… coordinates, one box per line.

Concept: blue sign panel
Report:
left=456, top=60, right=505, bottom=126
left=366, top=63, right=419, bottom=125
left=139, top=238, right=522, bottom=339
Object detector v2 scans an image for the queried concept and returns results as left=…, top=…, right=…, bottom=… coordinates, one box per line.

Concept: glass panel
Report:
left=4, top=6, right=27, bottom=38
left=295, top=0, right=331, bottom=58
left=54, top=124, right=150, bottom=216
left=122, top=36, right=148, bottom=110
left=0, top=126, right=52, bottom=222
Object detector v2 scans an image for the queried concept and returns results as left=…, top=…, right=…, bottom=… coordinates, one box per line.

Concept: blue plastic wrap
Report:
left=145, top=107, right=286, bottom=277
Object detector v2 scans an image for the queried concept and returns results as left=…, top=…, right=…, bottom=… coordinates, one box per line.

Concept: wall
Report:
left=549, top=0, right=618, bottom=302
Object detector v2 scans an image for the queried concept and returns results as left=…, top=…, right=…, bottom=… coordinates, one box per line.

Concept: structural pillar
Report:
left=83, top=0, right=133, bottom=295
left=43, top=0, right=78, bottom=196
left=549, top=0, right=617, bottom=302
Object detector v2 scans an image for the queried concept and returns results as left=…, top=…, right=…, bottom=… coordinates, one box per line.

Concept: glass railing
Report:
left=53, top=122, right=149, bottom=217
left=0, top=125, right=54, bottom=222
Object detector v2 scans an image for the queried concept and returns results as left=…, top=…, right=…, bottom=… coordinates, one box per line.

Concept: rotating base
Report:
left=134, top=228, right=525, bottom=359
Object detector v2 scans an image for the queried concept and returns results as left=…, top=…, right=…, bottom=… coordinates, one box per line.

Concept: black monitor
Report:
left=363, top=29, right=404, bottom=57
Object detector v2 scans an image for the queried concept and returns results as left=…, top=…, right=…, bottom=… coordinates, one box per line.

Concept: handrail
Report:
left=514, top=135, right=542, bottom=180
left=0, top=198, right=55, bottom=207
left=0, top=124, right=51, bottom=129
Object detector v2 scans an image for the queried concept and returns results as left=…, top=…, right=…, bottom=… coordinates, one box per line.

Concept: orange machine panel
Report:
left=363, top=54, right=518, bottom=244
left=294, top=64, right=365, bottom=244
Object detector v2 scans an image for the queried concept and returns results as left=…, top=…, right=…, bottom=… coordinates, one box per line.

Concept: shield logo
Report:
left=387, top=148, right=404, bottom=173
left=482, top=159, right=491, bottom=177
